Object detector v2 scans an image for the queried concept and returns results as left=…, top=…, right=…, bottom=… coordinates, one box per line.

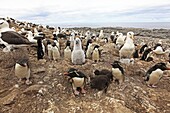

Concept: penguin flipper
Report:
left=144, top=74, right=149, bottom=81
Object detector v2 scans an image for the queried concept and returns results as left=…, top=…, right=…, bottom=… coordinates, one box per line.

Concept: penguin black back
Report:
left=94, top=69, right=113, bottom=81
left=0, top=44, right=6, bottom=49
left=110, top=35, right=115, bottom=43
left=133, top=50, right=139, bottom=58
left=46, top=40, right=51, bottom=45
left=139, top=44, right=148, bottom=54
left=65, top=68, right=87, bottom=78
left=90, top=75, right=111, bottom=93
left=92, top=44, right=101, bottom=56
left=65, top=40, right=71, bottom=48
left=111, top=61, right=124, bottom=75
left=145, top=62, right=169, bottom=81
left=104, top=38, right=108, bottom=43
left=37, top=39, right=44, bottom=60
left=153, top=43, right=162, bottom=50
left=16, top=58, right=29, bottom=67
left=140, top=48, right=152, bottom=61
left=85, top=39, right=92, bottom=51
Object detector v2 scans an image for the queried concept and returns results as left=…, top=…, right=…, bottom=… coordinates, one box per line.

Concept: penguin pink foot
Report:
left=18, top=78, right=22, bottom=82
left=151, top=85, right=158, bottom=88
left=26, top=79, right=32, bottom=85
left=74, top=90, right=80, bottom=96
left=81, top=88, right=86, bottom=94
left=147, top=84, right=157, bottom=88
left=64, top=68, right=88, bottom=96
left=147, top=84, right=152, bottom=88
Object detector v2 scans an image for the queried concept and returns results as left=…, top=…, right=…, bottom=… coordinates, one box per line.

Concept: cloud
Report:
left=0, top=0, right=170, bottom=26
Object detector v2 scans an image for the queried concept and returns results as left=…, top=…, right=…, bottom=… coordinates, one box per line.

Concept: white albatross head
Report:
left=0, top=20, right=9, bottom=29
left=0, top=20, right=14, bottom=32
left=127, top=31, right=134, bottom=40
left=73, top=37, right=82, bottom=50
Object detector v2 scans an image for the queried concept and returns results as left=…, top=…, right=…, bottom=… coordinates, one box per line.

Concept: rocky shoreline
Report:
left=69, top=27, right=170, bottom=39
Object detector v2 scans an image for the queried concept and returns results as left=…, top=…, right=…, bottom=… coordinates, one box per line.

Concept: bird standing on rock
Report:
left=90, top=71, right=112, bottom=93
left=64, top=68, right=87, bottom=96
left=111, top=61, right=125, bottom=85
left=52, top=43, right=60, bottom=61
left=116, top=33, right=126, bottom=49
left=69, top=32, right=75, bottom=49
left=15, top=58, right=31, bottom=85
left=152, top=40, right=168, bottom=59
left=140, top=48, right=153, bottom=62
left=139, top=44, right=148, bottom=56
left=64, top=40, right=71, bottom=61
left=36, top=38, right=44, bottom=60
left=92, top=47, right=100, bottom=63
left=71, top=38, right=85, bottom=65
left=99, top=30, right=104, bottom=39
left=93, top=69, right=113, bottom=81
left=144, top=62, right=170, bottom=87
left=47, top=40, right=53, bottom=60
left=119, top=31, right=135, bottom=60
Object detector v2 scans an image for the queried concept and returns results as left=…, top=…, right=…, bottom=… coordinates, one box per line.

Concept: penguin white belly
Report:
left=52, top=47, right=60, bottom=60
left=166, top=63, right=170, bottom=76
left=15, top=64, right=30, bottom=79
left=86, top=45, right=93, bottom=58
left=116, top=37, right=125, bottom=45
left=81, top=39, right=86, bottom=46
left=147, top=69, right=163, bottom=85
left=72, top=50, right=85, bottom=64
left=112, top=68, right=123, bottom=81
left=56, top=42, right=60, bottom=50
left=64, top=49, right=71, bottom=60
left=47, top=45, right=53, bottom=59
left=92, top=50, right=99, bottom=61
left=154, top=47, right=164, bottom=54
left=72, top=77, right=84, bottom=87
left=70, top=41, right=74, bottom=49
left=42, top=43, right=45, bottom=54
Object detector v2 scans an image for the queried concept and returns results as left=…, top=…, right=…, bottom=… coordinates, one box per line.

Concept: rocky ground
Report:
left=0, top=26, right=170, bottom=113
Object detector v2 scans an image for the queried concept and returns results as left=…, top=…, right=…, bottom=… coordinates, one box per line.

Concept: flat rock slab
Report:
left=0, top=88, right=19, bottom=105
left=23, top=85, right=50, bottom=95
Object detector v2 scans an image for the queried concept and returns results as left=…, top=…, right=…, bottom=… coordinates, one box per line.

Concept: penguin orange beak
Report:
left=64, top=72, right=69, bottom=75
left=166, top=68, right=170, bottom=70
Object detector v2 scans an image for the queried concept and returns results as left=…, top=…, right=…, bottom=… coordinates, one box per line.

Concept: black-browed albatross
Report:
left=0, top=20, right=32, bottom=52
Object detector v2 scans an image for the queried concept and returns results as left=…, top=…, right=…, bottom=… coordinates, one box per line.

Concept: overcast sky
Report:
left=0, top=0, right=170, bottom=26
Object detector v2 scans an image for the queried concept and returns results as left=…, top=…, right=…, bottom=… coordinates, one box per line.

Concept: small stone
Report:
left=167, top=103, right=170, bottom=106
left=43, top=76, right=50, bottom=82
left=23, top=85, right=49, bottom=94
left=14, top=84, right=19, bottom=88
left=33, top=67, right=46, bottom=74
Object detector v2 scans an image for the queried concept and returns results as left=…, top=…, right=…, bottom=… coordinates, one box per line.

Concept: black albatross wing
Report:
left=1, top=31, right=31, bottom=44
